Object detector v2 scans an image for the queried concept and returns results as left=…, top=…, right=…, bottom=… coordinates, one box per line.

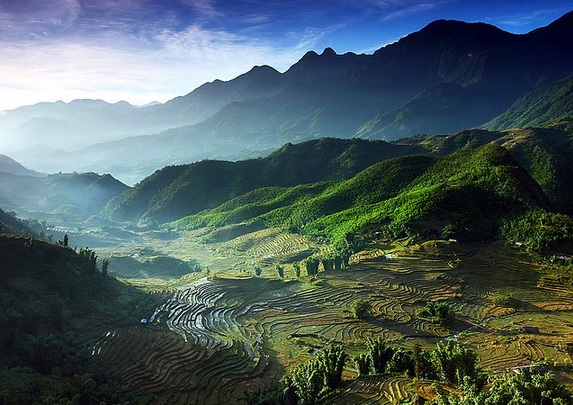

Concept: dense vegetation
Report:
left=102, top=138, right=425, bottom=224
left=174, top=143, right=573, bottom=251
left=0, top=234, right=156, bottom=404
left=484, top=75, right=573, bottom=131
left=249, top=337, right=573, bottom=405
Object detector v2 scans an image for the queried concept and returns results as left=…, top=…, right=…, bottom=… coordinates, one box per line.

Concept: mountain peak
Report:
left=321, top=47, right=337, bottom=57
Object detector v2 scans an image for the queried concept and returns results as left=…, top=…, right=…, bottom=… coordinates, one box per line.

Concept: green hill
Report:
left=102, top=138, right=424, bottom=224
left=493, top=127, right=573, bottom=214
left=105, top=124, right=573, bottom=234
left=175, top=143, right=573, bottom=251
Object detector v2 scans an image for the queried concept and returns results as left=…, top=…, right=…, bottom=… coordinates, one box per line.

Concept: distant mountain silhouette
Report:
left=0, top=168, right=128, bottom=219
left=0, top=154, right=43, bottom=177
left=3, top=11, right=573, bottom=182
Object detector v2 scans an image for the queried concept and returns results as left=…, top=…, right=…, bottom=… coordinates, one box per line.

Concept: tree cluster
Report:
left=281, top=343, right=347, bottom=405
left=353, top=338, right=478, bottom=385
left=435, top=370, right=573, bottom=405
left=417, top=301, right=450, bottom=325
left=351, top=299, right=372, bottom=319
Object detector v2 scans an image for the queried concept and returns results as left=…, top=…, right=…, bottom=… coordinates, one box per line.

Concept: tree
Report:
left=244, top=386, right=285, bottom=405
left=435, top=371, right=573, bottom=405
left=281, top=344, right=347, bottom=404
left=275, top=264, right=284, bottom=278
left=431, top=340, right=477, bottom=385
left=333, top=255, right=343, bottom=270
left=366, top=337, right=394, bottom=374
left=387, top=347, right=415, bottom=376
left=63, top=234, right=69, bottom=247
left=354, top=353, right=370, bottom=375
left=321, top=257, right=334, bottom=272
left=418, top=301, right=450, bottom=324
left=413, top=343, right=435, bottom=380
left=351, top=299, right=372, bottom=319
left=292, top=262, right=301, bottom=278
left=254, top=267, right=262, bottom=277
left=303, top=257, right=320, bottom=277
left=316, top=343, right=346, bottom=390
left=101, top=259, right=109, bottom=277
left=282, top=361, right=323, bottom=405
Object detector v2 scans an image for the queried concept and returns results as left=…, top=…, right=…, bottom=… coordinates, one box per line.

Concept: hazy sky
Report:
left=1, top=0, right=572, bottom=111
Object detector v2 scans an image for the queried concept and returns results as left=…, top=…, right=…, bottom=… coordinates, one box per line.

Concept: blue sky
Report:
left=0, top=0, right=572, bottom=110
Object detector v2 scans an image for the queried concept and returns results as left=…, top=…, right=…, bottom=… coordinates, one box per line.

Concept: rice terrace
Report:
left=88, top=227, right=573, bottom=404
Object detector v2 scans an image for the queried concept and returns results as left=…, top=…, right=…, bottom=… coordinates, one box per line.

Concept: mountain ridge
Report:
left=4, top=11, right=573, bottom=182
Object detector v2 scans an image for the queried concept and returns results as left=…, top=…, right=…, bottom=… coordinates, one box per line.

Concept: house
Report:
left=511, top=364, right=546, bottom=375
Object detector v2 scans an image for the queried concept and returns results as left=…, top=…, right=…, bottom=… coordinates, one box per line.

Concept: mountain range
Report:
left=2, top=11, right=573, bottom=184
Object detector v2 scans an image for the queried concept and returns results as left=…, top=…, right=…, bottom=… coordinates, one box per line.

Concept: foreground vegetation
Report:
left=0, top=231, right=161, bottom=404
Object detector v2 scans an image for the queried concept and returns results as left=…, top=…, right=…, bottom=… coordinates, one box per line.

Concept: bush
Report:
left=351, top=299, right=372, bottom=319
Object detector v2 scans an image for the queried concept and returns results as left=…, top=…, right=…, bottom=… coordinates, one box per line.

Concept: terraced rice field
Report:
left=96, top=229, right=573, bottom=403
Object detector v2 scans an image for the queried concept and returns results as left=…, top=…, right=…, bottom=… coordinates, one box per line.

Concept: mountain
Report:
left=484, top=75, right=573, bottom=130
left=0, top=154, right=43, bottom=177
left=1, top=66, right=290, bottom=167
left=5, top=12, right=573, bottom=183
left=101, top=138, right=425, bottom=224
left=0, top=171, right=128, bottom=220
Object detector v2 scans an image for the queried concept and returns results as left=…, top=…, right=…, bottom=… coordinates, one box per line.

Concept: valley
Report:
left=80, top=225, right=573, bottom=404
left=2, top=9, right=573, bottom=405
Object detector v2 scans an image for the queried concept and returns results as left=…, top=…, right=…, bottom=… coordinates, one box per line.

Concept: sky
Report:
left=1, top=0, right=572, bottom=111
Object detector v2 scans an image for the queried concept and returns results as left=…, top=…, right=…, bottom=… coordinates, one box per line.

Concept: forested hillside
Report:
left=102, top=138, right=424, bottom=224
left=174, top=143, right=572, bottom=251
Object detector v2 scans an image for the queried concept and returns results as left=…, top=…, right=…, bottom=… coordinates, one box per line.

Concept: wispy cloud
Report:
left=0, top=20, right=312, bottom=110
left=484, top=9, right=561, bottom=30
left=183, top=0, right=222, bottom=18
left=381, top=3, right=436, bottom=21
left=0, top=0, right=82, bottom=38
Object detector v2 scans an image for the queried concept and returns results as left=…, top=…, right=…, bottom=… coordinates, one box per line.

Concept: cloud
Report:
left=183, top=0, right=221, bottom=18
left=0, top=0, right=81, bottom=37
left=485, top=9, right=560, bottom=29
left=0, top=20, right=314, bottom=110
left=381, top=3, right=436, bottom=21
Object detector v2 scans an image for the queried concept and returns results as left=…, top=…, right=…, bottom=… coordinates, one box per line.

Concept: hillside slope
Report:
left=484, top=75, right=573, bottom=130
left=174, top=143, right=569, bottom=250
left=102, top=138, right=424, bottom=224
left=105, top=122, right=573, bottom=227
left=0, top=234, right=155, bottom=403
